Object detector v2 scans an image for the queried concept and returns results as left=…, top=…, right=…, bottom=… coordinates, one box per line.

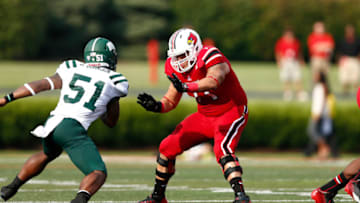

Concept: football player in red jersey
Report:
left=137, top=28, right=250, bottom=203
left=311, top=87, right=360, bottom=203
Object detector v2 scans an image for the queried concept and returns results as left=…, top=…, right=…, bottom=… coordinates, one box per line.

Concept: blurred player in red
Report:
left=307, top=21, right=335, bottom=82
left=137, top=28, right=250, bottom=203
left=275, top=28, right=307, bottom=101
left=311, top=88, right=360, bottom=202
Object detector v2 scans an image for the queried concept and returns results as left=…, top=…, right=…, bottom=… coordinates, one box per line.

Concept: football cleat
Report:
left=70, top=198, right=87, bottom=203
left=345, top=179, right=360, bottom=202
left=344, top=179, right=355, bottom=199
left=0, top=185, right=18, bottom=201
left=233, top=192, right=251, bottom=203
left=311, top=188, right=335, bottom=203
left=138, top=195, right=167, bottom=203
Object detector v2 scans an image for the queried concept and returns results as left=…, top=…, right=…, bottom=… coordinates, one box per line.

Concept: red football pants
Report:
left=159, top=105, right=248, bottom=162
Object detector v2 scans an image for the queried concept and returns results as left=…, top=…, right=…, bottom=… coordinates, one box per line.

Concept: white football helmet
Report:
left=167, top=28, right=203, bottom=73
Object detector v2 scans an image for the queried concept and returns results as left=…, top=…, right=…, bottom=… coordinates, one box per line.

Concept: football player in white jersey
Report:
left=0, top=37, right=128, bottom=203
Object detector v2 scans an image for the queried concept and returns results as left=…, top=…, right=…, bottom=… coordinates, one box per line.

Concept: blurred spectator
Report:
left=305, top=72, right=337, bottom=159
left=307, top=21, right=335, bottom=82
left=337, top=24, right=360, bottom=96
left=275, top=28, right=308, bottom=101
left=182, top=143, right=213, bottom=162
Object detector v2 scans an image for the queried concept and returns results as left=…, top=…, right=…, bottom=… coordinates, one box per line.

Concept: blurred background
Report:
left=1, top=0, right=360, bottom=157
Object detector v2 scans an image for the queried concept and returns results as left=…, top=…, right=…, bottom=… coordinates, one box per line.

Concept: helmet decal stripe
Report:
left=91, top=37, right=100, bottom=51
left=171, top=30, right=181, bottom=50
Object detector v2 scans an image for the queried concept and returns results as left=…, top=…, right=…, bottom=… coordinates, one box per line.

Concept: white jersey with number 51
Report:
left=50, top=59, right=128, bottom=130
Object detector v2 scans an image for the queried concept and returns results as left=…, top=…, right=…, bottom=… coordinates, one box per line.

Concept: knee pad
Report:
left=155, top=153, right=176, bottom=180
left=219, top=154, right=243, bottom=179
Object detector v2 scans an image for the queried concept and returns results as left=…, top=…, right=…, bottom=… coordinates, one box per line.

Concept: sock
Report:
left=74, top=190, right=91, bottom=202
left=8, top=176, right=25, bottom=189
left=320, top=172, right=349, bottom=193
left=152, top=178, right=168, bottom=200
left=230, top=177, right=245, bottom=196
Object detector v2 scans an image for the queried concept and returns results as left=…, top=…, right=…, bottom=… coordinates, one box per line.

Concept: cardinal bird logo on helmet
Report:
left=187, top=33, right=198, bottom=45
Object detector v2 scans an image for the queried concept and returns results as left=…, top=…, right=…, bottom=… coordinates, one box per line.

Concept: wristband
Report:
left=187, top=82, right=199, bottom=92
left=45, top=77, right=55, bottom=90
left=24, top=83, right=36, bottom=96
left=4, top=92, right=15, bottom=103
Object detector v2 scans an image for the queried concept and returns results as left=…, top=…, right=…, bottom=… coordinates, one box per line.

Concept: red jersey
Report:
left=275, top=37, right=301, bottom=59
left=165, top=46, right=247, bottom=116
left=307, top=33, right=334, bottom=58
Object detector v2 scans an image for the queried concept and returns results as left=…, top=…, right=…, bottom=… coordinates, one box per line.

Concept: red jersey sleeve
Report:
left=198, top=46, right=227, bottom=70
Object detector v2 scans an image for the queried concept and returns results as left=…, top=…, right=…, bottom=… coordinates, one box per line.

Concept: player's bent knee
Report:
left=92, top=170, right=107, bottom=180
left=159, top=136, right=182, bottom=160
left=83, top=165, right=107, bottom=176
left=44, top=150, right=62, bottom=162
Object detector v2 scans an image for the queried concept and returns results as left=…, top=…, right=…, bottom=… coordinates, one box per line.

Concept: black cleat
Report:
left=234, top=192, right=251, bottom=203
left=1, top=185, right=18, bottom=201
left=138, top=195, right=167, bottom=203
left=70, top=198, right=87, bottom=203
left=70, top=192, right=90, bottom=203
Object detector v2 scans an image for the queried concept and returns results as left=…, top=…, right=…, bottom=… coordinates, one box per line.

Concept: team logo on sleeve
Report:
left=187, top=33, right=198, bottom=45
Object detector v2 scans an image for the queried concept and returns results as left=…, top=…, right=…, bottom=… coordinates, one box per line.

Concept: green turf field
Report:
left=0, top=61, right=352, bottom=100
left=0, top=150, right=356, bottom=202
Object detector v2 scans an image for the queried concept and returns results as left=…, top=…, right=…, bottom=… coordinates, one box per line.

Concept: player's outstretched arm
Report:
left=101, top=97, right=120, bottom=128
left=0, top=74, right=62, bottom=107
left=160, top=84, right=182, bottom=112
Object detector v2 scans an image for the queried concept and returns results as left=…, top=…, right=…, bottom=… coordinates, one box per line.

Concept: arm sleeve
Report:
left=109, top=73, right=129, bottom=97
left=55, top=62, right=68, bottom=79
left=202, top=47, right=226, bottom=69
left=114, top=81, right=129, bottom=97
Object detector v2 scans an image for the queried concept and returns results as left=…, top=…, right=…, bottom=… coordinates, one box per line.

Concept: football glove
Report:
left=167, top=73, right=188, bottom=92
left=137, top=93, right=162, bottom=112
